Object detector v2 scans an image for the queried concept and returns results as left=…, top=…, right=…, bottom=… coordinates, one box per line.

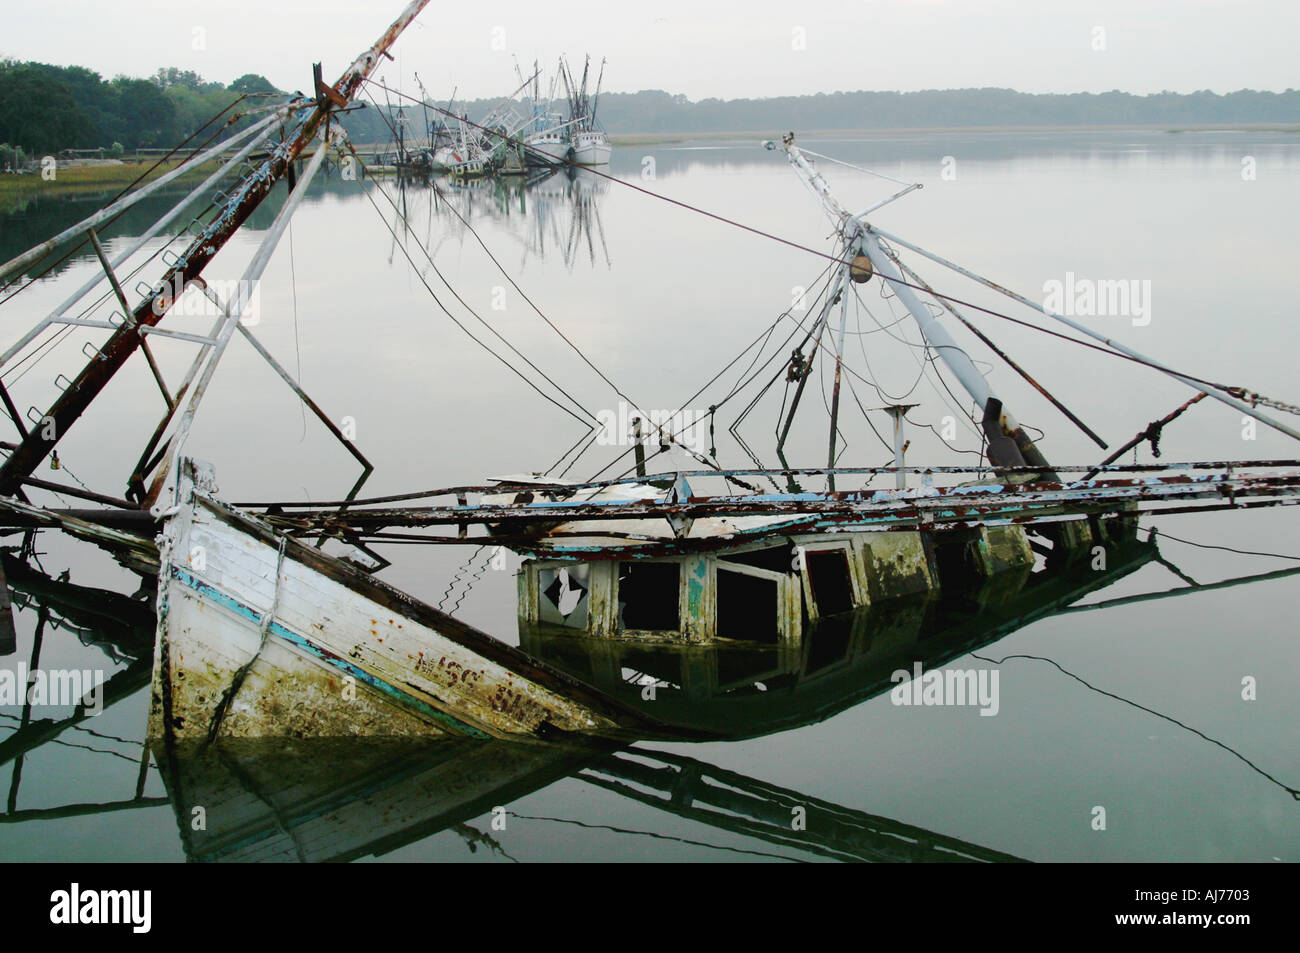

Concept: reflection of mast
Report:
left=583, top=749, right=1025, bottom=862
left=0, top=554, right=155, bottom=810
left=419, top=167, right=609, bottom=271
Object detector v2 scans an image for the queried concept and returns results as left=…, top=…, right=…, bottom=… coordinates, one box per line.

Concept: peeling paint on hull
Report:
left=149, top=461, right=651, bottom=747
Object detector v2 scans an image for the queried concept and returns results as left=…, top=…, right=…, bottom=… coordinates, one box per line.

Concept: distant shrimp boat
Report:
left=524, top=130, right=572, bottom=167
left=559, top=55, right=611, bottom=165
left=571, top=129, right=611, bottom=166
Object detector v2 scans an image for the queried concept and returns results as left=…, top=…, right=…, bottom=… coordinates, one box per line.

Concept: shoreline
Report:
left=0, top=157, right=225, bottom=214
left=609, top=122, right=1300, bottom=146
left=3, top=121, right=1294, bottom=211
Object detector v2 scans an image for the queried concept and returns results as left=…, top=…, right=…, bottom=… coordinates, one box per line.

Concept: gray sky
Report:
left=3, top=0, right=1297, bottom=100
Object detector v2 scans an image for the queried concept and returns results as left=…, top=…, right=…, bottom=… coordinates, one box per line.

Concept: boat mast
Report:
left=773, top=133, right=1053, bottom=472
left=0, top=0, right=432, bottom=498
left=590, top=58, right=606, bottom=128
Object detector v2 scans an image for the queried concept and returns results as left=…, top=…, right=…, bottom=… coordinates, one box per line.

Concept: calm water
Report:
left=1, top=127, right=1298, bottom=861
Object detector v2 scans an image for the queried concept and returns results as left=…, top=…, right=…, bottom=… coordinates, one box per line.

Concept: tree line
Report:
left=591, top=87, right=1300, bottom=133
left=341, top=86, right=1300, bottom=145
left=3, top=58, right=1296, bottom=163
left=0, top=61, right=278, bottom=163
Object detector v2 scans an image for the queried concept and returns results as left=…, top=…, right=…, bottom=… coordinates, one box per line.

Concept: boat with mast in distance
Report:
left=560, top=55, right=612, bottom=165
left=515, top=60, right=576, bottom=168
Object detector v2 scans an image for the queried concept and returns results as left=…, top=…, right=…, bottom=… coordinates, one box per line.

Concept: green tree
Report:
left=110, top=76, right=177, bottom=148
left=229, top=73, right=278, bottom=95
left=0, top=143, right=28, bottom=170
left=0, top=62, right=95, bottom=152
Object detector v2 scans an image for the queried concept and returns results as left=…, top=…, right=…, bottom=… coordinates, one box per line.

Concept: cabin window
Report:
left=931, top=529, right=984, bottom=602
left=618, top=562, right=681, bottom=631
left=805, top=549, right=855, bottom=616
left=538, top=566, right=590, bottom=629
left=716, top=568, right=780, bottom=643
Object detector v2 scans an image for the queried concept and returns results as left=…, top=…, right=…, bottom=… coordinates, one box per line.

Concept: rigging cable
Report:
left=364, top=79, right=1288, bottom=410
left=1150, top=529, right=1300, bottom=562
left=0, top=94, right=254, bottom=307
left=353, top=166, right=598, bottom=430
left=970, top=650, right=1299, bottom=800
left=365, top=174, right=600, bottom=427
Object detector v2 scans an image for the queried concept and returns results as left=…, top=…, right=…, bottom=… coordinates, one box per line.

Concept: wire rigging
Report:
left=363, top=78, right=1288, bottom=413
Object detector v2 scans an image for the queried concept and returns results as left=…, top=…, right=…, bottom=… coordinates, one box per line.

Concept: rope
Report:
left=1151, top=528, right=1300, bottom=562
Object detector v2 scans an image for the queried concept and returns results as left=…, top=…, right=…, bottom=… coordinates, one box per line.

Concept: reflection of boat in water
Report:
left=518, top=516, right=1154, bottom=736
left=153, top=735, right=1024, bottom=863
left=153, top=736, right=591, bottom=862
left=1, top=550, right=154, bottom=663
left=419, top=164, right=610, bottom=268
left=4, top=508, right=1297, bottom=861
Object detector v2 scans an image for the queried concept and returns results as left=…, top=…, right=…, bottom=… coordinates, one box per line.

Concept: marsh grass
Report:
left=0, top=158, right=224, bottom=214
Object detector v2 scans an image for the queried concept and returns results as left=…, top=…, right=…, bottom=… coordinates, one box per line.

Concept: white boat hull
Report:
left=572, top=138, right=611, bottom=166
left=149, top=461, right=631, bottom=746
left=525, top=140, right=571, bottom=166
left=430, top=146, right=464, bottom=170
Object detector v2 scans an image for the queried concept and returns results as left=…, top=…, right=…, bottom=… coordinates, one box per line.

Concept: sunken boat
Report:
left=0, top=0, right=1297, bottom=755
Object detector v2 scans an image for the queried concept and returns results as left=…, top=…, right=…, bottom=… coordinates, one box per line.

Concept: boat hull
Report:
left=429, top=146, right=463, bottom=170
left=148, top=462, right=640, bottom=747
left=525, top=140, right=571, bottom=166
left=572, top=139, right=611, bottom=165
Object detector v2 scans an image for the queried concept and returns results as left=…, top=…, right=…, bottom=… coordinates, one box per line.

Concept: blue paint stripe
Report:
left=171, top=566, right=489, bottom=739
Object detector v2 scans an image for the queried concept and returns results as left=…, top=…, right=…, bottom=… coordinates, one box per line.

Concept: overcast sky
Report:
left=4, top=0, right=1297, bottom=101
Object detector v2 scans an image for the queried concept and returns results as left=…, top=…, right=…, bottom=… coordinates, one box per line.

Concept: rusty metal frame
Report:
left=0, top=0, right=431, bottom=498
left=245, top=463, right=1300, bottom=552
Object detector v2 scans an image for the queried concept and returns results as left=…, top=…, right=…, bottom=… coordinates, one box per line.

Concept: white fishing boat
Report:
left=571, top=128, right=611, bottom=166
left=524, top=127, right=573, bottom=166
left=559, top=55, right=613, bottom=166
left=518, top=66, right=577, bottom=167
